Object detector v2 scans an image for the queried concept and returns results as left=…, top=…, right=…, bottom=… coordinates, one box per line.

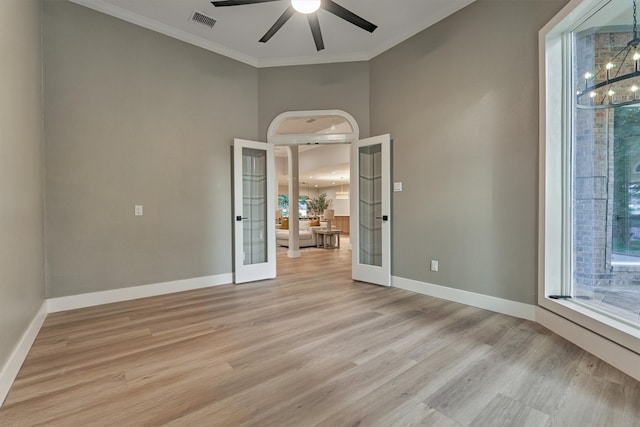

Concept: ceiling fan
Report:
left=210, top=0, right=377, bottom=51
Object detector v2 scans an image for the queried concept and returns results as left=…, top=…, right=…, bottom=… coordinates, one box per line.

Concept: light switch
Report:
left=394, top=182, right=403, bottom=192
left=135, top=205, right=143, bottom=216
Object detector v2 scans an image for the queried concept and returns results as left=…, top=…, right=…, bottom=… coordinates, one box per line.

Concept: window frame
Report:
left=539, top=0, right=640, bottom=354
left=277, top=194, right=309, bottom=218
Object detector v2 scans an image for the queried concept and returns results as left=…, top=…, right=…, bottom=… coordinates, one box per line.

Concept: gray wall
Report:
left=258, top=62, right=370, bottom=140
left=40, top=0, right=571, bottom=306
left=0, top=0, right=45, bottom=368
left=43, top=1, right=258, bottom=297
left=371, top=0, right=569, bottom=304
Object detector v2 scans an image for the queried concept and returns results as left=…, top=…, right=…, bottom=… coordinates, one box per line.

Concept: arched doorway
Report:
left=267, top=110, right=392, bottom=287
left=232, top=111, right=391, bottom=287
left=268, top=110, right=359, bottom=259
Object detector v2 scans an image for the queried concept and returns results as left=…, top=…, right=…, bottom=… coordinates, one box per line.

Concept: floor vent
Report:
left=191, top=11, right=217, bottom=29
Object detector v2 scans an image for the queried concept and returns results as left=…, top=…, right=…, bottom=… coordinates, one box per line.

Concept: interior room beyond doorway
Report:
left=269, top=109, right=360, bottom=259
left=275, top=144, right=351, bottom=258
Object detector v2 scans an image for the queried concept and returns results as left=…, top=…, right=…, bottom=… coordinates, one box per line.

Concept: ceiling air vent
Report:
left=191, top=11, right=217, bottom=29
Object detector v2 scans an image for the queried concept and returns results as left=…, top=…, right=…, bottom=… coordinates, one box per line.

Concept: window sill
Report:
left=610, top=262, right=640, bottom=273
left=541, top=296, right=640, bottom=354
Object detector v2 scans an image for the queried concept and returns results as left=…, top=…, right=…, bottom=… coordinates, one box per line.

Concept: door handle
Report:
left=376, top=215, right=389, bottom=221
left=236, top=216, right=248, bottom=221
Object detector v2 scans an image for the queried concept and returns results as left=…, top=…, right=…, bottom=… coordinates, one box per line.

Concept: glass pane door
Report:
left=234, top=139, right=275, bottom=284
left=351, top=134, right=391, bottom=287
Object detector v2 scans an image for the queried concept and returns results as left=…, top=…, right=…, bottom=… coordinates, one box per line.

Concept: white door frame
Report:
left=350, top=134, right=392, bottom=287
left=233, top=138, right=276, bottom=284
left=265, top=110, right=391, bottom=287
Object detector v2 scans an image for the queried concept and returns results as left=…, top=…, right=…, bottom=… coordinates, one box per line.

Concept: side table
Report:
left=315, top=229, right=342, bottom=249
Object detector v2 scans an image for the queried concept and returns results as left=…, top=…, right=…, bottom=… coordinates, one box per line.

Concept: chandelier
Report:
left=576, top=0, right=640, bottom=109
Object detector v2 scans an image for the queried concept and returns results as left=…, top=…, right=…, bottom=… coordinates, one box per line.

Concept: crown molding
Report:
left=67, top=0, right=373, bottom=67
left=68, top=0, right=260, bottom=67
left=67, top=0, right=477, bottom=68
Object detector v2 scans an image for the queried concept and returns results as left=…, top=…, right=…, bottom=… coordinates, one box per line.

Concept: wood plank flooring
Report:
left=2, top=242, right=640, bottom=426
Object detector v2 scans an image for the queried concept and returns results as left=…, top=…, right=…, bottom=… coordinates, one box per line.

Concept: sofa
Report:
left=276, top=219, right=327, bottom=247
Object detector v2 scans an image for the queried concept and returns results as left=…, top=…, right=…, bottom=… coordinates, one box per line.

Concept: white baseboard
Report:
left=536, top=306, right=640, bottom=381
left=4, top=273, right=637, bottom=411
left=0, top=301, right=47, bottom=408
left=392, top=276, right=537, bottom=321
left=47, top=273, right=233, bottom=313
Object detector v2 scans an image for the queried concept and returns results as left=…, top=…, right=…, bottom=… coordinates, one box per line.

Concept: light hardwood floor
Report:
left=1, top=242, right=640, bottom=426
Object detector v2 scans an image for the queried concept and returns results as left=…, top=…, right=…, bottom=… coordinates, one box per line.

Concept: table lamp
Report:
left=324, top=209, right=335, bottom=230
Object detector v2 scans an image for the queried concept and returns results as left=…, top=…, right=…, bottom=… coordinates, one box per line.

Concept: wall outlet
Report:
left=135, top=205, right=143, bottom=216
left=430, top=259, right=439, bottom=272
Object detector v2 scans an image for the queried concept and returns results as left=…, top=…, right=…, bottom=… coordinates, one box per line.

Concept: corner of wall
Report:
left=0, top=302, right=48, bottom=408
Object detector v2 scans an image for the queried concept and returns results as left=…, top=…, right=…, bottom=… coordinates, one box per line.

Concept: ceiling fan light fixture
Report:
left=213, top=0, right=376, bottom=51
left=291, top=0, right=321, bottom=14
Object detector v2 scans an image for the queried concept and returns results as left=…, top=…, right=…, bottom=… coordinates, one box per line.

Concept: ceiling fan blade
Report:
left=321, top=0, right=377, bottom=33
left=308, top=14, right=325, bottom=51
left=259, top=6, right=295, bottom=43
left=211, top=0, right=281, bottom=7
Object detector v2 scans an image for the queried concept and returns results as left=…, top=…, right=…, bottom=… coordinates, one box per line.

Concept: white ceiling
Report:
left=69, top=0, right=476, bottom=67
left=296, top=162, right=351, bottom=189
left=276, top=145, right=350, bottom=187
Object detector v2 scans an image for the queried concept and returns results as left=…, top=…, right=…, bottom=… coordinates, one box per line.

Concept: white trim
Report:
left=233, top=139, right=277, bottom=284
left=67, top=0, right=259, bottom=67
left=539, top=297, right=640, bottom=354
left=536, top=306, right=640, bottom=381
left=66, top=0, right=368, bottom=68
left=352, top=135, right=392, bottom=287
left=67, top=0, right=478, bottom=69
left=0, top=301, right=47, bottom=407
left=392, top=276, right=536, bottom=321
left=256, top=53, right=371, bottom=69
left=47, top=274, right=232, bottom=313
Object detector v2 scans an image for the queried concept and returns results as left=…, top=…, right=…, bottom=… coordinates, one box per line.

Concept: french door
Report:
left=233, top=139, right=276, bottom=284
left=351, top=134, right=391, bottom=286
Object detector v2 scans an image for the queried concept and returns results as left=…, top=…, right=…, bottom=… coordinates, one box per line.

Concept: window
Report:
left=299, top=195, right=308, bottom=217
left=277, top=195, right=308, bottom=218
left=570, top=1, right=640, bottom=325
left=541, top=0, right=640, bottom=354
left=278, top=195, right=289, bottom=218
left=612, top=108, right=640, bottom=259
